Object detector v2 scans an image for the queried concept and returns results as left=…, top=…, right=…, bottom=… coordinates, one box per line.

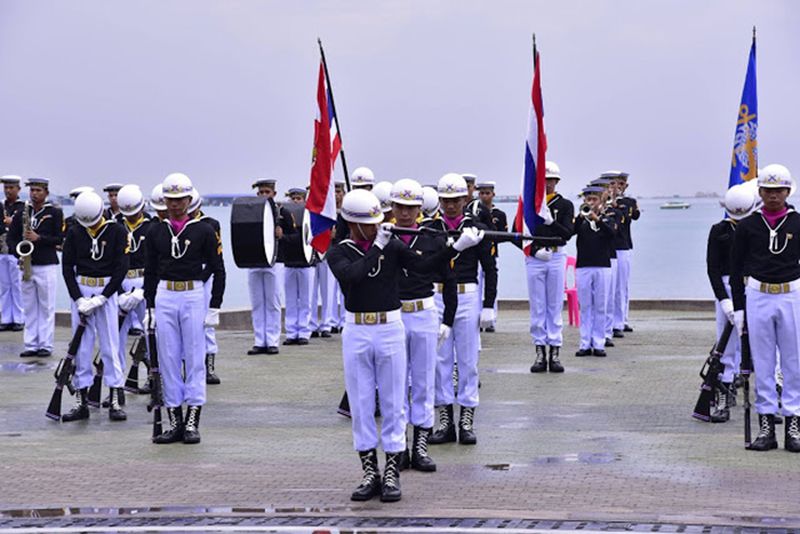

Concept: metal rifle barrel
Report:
left=389, top=226, right=561, bottom=244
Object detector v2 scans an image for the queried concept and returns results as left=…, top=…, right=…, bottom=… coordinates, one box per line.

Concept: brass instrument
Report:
left=579, top=203, right=593, bottom=217
left=17, top=202, right=33, bottom=281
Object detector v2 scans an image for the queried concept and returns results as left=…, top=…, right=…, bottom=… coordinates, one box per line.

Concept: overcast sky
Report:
left=0, top=0, right=798, bottom=199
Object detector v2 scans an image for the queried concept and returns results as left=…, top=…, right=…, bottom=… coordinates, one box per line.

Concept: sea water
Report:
left=54, top=197, right=723, bottom=310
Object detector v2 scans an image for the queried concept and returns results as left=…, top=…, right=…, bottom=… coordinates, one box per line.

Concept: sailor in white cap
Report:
left=0, top=175, right=26, bottom=331
left=476, top=180, right=506, bottom=332
left=247, top=178, right=284, bottom=355
left=102, top=183, right=124, bottom=221
left=144, top=173, right=225, bottom=444
left=61, top=190, right=129, bottom=422
left=705, top=182, right=759, bottom=423
left=614, top=172, right=639, bottom=332
left=328, top=188, right=482, bottom=502
left=350, top=167, right=375, bottom=191
left=280, top=187, right=313, bottom=345
left=7, top=178, right=63, bottom=357
left=730, top=164, right=800, bottom=452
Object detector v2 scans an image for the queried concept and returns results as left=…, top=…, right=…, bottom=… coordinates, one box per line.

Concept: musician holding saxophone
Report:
left=1, top=176, right=26, bottom=331
left=7, top=178, right=64, bottom=358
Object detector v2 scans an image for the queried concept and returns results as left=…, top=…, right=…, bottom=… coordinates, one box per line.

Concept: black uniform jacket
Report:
left=8, top=202, right=63, bottom=265
left=2, top=199, right=24, bottom=237
left=62, top=220, right=129, bottom=301
left=531, top=193, right=574, bottom=254
left=706, top=219, right=736, bottom=302
left=393, top=231, right=458, bottom=327
left=120, top=213, right=153, bottom=270
left=143, top=218, right=225, bottom=309
left=616, top=196, right=640, bottom=249
left=423, top=214, right=497, bottom=309
left=730, top=209, right=800, bottom=311
left=465, top=198, right=492, bottom=228
left=574, top=212, right=618, bottom=268
left=328, top=238, right=457, bottom=314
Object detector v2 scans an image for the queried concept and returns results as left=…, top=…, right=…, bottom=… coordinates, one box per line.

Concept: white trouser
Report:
left=310, top=261, right=335, bottom=333
left=477, top=264, right=498, bottom=326
left=22, top=264, right=57, bottom=352
left=525, top=252, right=567, bottom=346
left=343, top=319, right=407, bottom=452
left=605, top=258, right=618, bottom=338
left=577, top=267, right=611, bottom=350
left=70, top=278, right=124, bottom=390
left=118, top=277, right=147, bottom=372
left=204, top=274, right=217, bottom=355
left=746, top=287, right=800, bottom=416
left=248, top=267, right=282, bottom=348
left=274, top=263, right=286, bottom=308
left=155, top=282, right=206, bottom=407
left=714, top=275, right=741, bottom=383
left=332, top=281, right=345, bottom=329
left=402, top=306, right=438, bottom=428
left=284, top=267, right=312, bottom=340
left=614, top=250, right=631, bottom=330
left=434, top=290, right=480, bottom=408
left=0, top=254, right=24, bottom=324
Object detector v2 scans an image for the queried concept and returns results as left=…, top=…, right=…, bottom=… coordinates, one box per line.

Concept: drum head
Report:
left=302, top=209, right=314, bottom=264
left=231, top=196, right=276, bottom=269
left=263, top=198, right=277, bottom=266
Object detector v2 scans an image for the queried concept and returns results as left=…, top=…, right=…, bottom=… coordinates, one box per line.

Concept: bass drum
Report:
left=281, top=203, right=315, bottom=265
left=230, top=196, right=278, bottom=268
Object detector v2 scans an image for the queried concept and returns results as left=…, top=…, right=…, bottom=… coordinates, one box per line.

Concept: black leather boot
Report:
left=429, top=405, right=456, bottom=444
left=530, top=345, right=547, bottom=373
left=458, top=406, right=477, bottom=445
left=380, top=452, right=402, bottom=502
left=62, top=388, right=90, bottom=422
left=108, top=388, right=127, bottom=421
left=183, top=405, right=202, bottom=444
left=351, top=449, right=381, bottom=501
left=102, top=387, right=126, bottom=408
left=205, top=354, right=220, bottom=385
left=748, top=413, right=778, bottom=451
left=710, top=386, right=730, bottom=423
left=411, top=426, right=436, bottom=472
left=548, top=346, right=564, bottom=373
left=153, top=406, right=184, bottom=444
left=785, top=415, right=800, bottom=452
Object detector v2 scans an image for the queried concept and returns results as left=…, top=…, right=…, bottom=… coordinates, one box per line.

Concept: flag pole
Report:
left=532, top=33, right=536, bottom=67
left=317, top=38, right=351, bottom=191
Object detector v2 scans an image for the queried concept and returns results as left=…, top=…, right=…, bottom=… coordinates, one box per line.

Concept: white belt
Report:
left=747, top=277, right=800, bottom=294
left=400, top=296, right=435, bottom=313
left=435, top=282, right=477, bottom=294
left=345, top=309, right=402, bottom=325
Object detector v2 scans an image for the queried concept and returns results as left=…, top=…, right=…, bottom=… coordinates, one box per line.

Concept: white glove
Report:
left=719, top=298, right=734, bottom=324
left=87, top=295, right=107, bottom=314
left=453, top=227, right=484, bottom=252
left=437, top=324, right=451, bottom=350
left=76, top=297, right=93, bottom=316
left=118, top=293, right=133, bottom=312
left=131, top=288, right=145, bottom=305
left=534, top=248, right=553, bottom=261
left=733, top=310, right=745, bottom=337
left=480, top=307, right=496, bottom=329
left=204, top=308, right=220, bottom=327
left=374, top=223, right=393, bottom=250
left=541, top=208, right=554, bottom=226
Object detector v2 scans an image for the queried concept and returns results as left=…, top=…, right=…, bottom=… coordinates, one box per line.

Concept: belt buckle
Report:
left=402, top=302, right=414, bottom=313
left=175, top=281, right=186, bottom=291
left=457, top=283, right=464, bottom=293
left=768, top=283, right=781, bottom=294
left=86, top=277, right=96, bottom=287
left=364, top=312, right=377, bottom=325
left=415, top=300, right=423, bottom=311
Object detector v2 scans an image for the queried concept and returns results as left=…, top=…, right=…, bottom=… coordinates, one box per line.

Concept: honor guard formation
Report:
left=7, top=161, right=800, bottom=507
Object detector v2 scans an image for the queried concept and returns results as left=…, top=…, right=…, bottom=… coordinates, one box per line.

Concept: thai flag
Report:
left=513, top=40, right=548, bottom=255
left=306, top=61, right=342, bottom=253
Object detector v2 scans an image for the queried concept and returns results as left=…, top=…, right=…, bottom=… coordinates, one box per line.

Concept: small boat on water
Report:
left=660, top=201, right=691, bottom=210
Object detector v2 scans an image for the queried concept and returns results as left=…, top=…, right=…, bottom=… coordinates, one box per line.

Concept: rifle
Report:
left=124, top=333, right=150, bottom=393
left=87, top=351, right=103, bottom=407
left=389, top=226, right=562, bottom=245
left=146, top=310, right=164, bottom=440
left=692, top=322, right=734, bottom=421
left=741, top=324, right=753, bottom=448
left=45, top=318, right=87, bottom=421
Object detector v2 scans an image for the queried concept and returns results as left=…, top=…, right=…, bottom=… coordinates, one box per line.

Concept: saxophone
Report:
left=17, top=202, right=33, bottom=281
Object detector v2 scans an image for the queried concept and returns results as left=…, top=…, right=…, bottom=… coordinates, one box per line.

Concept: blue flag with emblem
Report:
left=728, top=30, right=757, bottom=188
